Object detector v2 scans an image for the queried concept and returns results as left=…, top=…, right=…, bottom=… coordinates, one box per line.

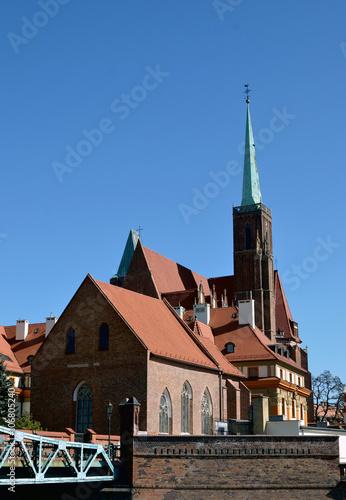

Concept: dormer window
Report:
left=27, top=355, right=34, bottom=365
left=225, top=342, right=236, bottom=353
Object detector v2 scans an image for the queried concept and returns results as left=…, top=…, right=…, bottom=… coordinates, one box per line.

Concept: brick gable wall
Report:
left=31, top=276, right=148, bottom=434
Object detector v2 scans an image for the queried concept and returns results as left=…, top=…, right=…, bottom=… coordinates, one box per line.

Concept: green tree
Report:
left=15, top=411, right=44, bottom=431
left=312, top=370, right=345, bottom=423
left=0, top=357, right=14, bottom=425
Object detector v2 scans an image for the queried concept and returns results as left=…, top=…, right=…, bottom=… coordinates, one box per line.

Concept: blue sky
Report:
left=1, top=1, right=345, bottom=382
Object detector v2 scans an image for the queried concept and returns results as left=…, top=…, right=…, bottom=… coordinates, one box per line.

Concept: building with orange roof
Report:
left=110, top=99, right=312, bottom=426
left=31, top=274, right=249, bottom=436
left=27, top=99, right=312, bottom=436
left=0, top=317, right=57, bottom=416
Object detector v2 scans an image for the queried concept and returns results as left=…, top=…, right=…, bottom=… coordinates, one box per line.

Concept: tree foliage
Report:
left=312, top=370, right=345, bottom=423
left=0, top=357, right=14, bottom=425
left=15, top=411, right=45, bottom=431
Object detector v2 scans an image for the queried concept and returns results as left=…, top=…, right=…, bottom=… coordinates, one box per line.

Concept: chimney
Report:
left=173, top=305, right=185, bottom=319
left=238, top=299, right=255, bottom=329
left=46, top=315, right=58, bottom=337
left=193, top=303, right=210, bottom=325
left=16, top=319, right=29, bottom=341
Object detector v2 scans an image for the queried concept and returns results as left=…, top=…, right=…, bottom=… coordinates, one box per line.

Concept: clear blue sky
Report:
left=1, top=1, right=345, bottom=382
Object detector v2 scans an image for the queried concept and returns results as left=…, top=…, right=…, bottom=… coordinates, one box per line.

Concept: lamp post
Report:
left=107, top=401, right=113, bottom=459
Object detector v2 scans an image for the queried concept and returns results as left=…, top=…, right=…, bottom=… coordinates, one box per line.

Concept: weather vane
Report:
left=244, top=84, right=252, bottom=103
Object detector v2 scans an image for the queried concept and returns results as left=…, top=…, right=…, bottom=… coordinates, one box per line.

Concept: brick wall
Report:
left=125, top=435, right=344, bottom=497
left=147, top=356, right=221, bottom=435
left=31, top=276, right=148, bottom=435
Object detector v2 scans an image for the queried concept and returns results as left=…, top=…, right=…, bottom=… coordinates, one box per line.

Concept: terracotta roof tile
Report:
left=0, top=326, right=23, bottom=374
left=4, top=323, right=46, bottom=373
left=275, top=271, right=301, bottom=342
left=143, top=247, right=210, bottom=297
left=93, top=277, right=217, bottom=371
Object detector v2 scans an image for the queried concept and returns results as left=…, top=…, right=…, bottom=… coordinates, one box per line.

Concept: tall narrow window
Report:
left=66, top=328, right=75, bottom=354
left=281, top=397, right=285, bottom=416
left=245, top=223, right=251, bottom=250
left=201, top=389, right=212, bottom=435
left=159, top=388, right=172, bottom=434
left=292, top=400, right=295, bottom=419
left=99, top=323, right=109, bottom=350
left=181, top=382, right=192, bottom=433
left=76, top=383, right=93, bottom=433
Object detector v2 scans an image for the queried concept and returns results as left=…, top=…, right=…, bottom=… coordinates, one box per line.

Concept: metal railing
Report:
left=0, top=426, right=118, bottom=485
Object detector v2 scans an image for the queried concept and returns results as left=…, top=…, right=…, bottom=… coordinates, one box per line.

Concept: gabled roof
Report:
left=142, top=246, right=210, bottom=298
left=275, top=271, right=302, bottom=342
left=93, top=276, right=220, bottom=372
left=4, top=323, right=46, bottom=373
left=0, top=326, right=23, bottom=374
left=198, top=307, right=307, bottom=373
left=193, top=321, right=244, bottom=378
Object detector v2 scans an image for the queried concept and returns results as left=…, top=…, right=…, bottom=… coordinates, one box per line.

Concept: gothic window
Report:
left=76, top=383, right=93, bottom=433
left=159, top=388, right=172, bottom=434
left=201, top=389, right=212, bottom=435
left=181, top=382, right=192, bottom=433
left=66, top=328, right=75, bottom=354
left=99, top=323, right=109, bottom=350
left=245, top=223, right=251, bottom=250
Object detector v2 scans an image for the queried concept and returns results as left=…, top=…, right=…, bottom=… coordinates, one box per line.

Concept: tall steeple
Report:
left=241, top=100, right=262, bottom=206
left=233, top=90, right=276, bottom=342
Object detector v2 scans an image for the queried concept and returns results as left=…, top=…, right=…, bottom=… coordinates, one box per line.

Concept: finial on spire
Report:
left=244, top=84, right=251, bottom=103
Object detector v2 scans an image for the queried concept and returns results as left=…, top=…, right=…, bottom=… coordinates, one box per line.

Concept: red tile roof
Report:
left=275, top=271, right=301, bottom=342
left=143, top=246, right=210, bottom=297
left=198, top=307, right=308, bottom=373
left=0, top=326, right=23, bottom=374
left=4, top=323, right=46, bottom=373
left=193, top=320, right=215, bottom=343
left=93, top=277, right=219, bottom=371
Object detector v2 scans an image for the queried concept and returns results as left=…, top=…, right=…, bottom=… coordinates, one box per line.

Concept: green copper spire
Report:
left=241, top=101, right=262, bottom=206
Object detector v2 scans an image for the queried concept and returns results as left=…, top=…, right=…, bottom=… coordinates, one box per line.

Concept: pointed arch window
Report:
left=159, top=388, right=172, bottom=434
left=181, top=382, right=192, bottom=434
left=201, top=389, right=212, bottom=435
left=245, top=223, right=251, bottom=250
left=76, top=383, right=93, bottom=433
left=66, top=328, right=75, bottom=354
left=99, top=323, right=109, bottom=350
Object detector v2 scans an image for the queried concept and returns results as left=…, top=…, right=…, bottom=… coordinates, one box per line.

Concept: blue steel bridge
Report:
left=0, top=425, right=118, bottom=487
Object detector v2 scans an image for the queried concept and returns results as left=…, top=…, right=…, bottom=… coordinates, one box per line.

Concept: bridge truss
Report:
left=0, top=426, right=117, bottom=485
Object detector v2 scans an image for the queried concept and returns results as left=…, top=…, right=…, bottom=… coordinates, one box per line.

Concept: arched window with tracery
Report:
left=181, top=381, right=192, bottom=433
left=201, top=388, right=212, bottom=435
left=159, top=388, right=172, bottom=434
left=76, top=383, right=93, bottom=433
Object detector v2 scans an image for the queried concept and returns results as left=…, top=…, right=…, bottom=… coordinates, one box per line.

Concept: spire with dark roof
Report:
left=241, top=100, right=262, bottom=206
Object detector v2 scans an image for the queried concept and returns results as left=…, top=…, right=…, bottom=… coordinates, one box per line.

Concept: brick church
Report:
left=31, top=100, right=311, bottom=436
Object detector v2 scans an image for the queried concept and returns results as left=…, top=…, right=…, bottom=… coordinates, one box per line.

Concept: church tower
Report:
left=233, top=96, right=276, bottom=341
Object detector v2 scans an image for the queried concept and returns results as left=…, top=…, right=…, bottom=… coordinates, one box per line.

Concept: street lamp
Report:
left=107, top=401, right=113, bottom=459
